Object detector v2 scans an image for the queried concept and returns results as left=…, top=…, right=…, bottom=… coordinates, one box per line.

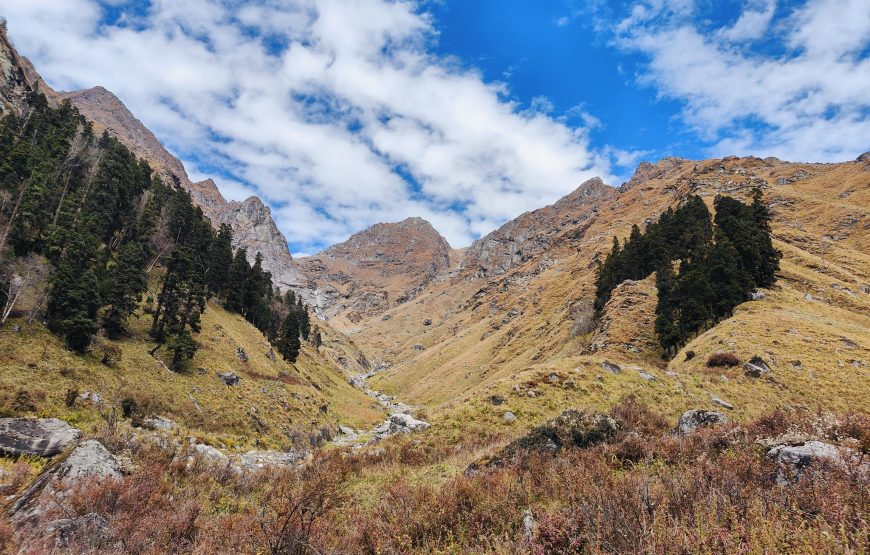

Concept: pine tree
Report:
left=278, top=310, right=300, bottom=363
left=47, top=229, right=101, bottom=352
left=103, top=240, right=148, bottom=338
left=206, top=224, right=233, bottom=297
left=654, top=262, right=680, bottom=357
left=223, top=248, right=250, bottom=314
left=297, top=297, right=310, bottom=341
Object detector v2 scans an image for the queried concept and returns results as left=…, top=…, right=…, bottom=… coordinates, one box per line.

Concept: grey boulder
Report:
left=0, top=418, right=82, bottom=457
left=676, top=409, right=729, bottom=435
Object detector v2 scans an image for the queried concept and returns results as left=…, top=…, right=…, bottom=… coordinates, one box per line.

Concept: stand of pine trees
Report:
left=594, top=191, right=780, bottom=357
left=1, top=90, right=313, bottom=368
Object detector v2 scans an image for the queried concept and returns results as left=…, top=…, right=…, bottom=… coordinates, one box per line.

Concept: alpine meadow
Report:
left=0, top=2, right=868, bottom=554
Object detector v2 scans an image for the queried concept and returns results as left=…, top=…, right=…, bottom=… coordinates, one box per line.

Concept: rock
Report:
left=338, top=425, right=356, bottom=436
left=236, top=347, right=248, bottom=362
left=462, top=178, right=617, bottom=277
left=685, top=350, right=696, bottom=361
left=372, top=413, right=430, bottom=440
left=676, top=409, right=729, bottom=435
left=142, top=416, right=175, bottom=431
left=503, top=411, right=517, bottom=424
left=423, top=319, right=432, bottom=326
left=78, top=392, right=103, bottom=404
left=522, top=508, right=536, bottom=538
left=750, top=290, right=766, bottom=300
left=413, top=344, right=425, bottom=351
left=13, top=441, right=122, bottom=518
left=711, top=397, right=734, bottom=410
left=601, top=360, right=621, bottom=374
left=489, top=395, right=506, bottom=405
left=744, top=356, right=771, bottom=378
left=804, top=293, right=814, bottom=302
left=45, top=512, right=111, bottom=550
left=857, top=151, right=870, bottom=163
left=0, top=418, right=82, bottom=457
left=766, top=441, right=866, bottom=484
left=192, top=443, right=228, bottom=463
left=217, top=371, right=241, bottom=386
left=485, top=409, right=618, bottom=467
left=235, top=449, right=305, bottom=470
left=265, top=348, right=276, bottom=362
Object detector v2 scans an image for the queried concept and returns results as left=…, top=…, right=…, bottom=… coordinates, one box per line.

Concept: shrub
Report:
left=100, top=343, right=122, bottom=366
left=706, top=351, right=739, bottom=367
left=64, top=388, right=78, bottom=408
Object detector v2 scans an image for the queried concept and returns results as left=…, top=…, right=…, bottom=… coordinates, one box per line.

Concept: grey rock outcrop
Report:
left=601, top=360, right=621, bottom=374
left=217, top=371, right=241, bottom=386
left=372, top=413, right=430, bottom=440
left=766, top=441, right=867, bottom=484
left=0, top=418, right=82, bottom=457
left=676, top=410, right=728, bottom=435
left=142, top=416, right=175, bottom=431
left=744, top=356, right=771, bottom=378
left=462, top=177, right=616, bottom=277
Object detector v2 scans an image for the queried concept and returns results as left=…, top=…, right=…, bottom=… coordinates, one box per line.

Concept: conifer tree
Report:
left=224, top=248, right=250, bottom=314
left=206, top=224, right=233, bottom=296
left=103, top=240, right=148, bottom=338
left=278, top=310, right=301, bottom=363
left=654, top=262, right=680, bottom=357
left=47, top=229, right=101, bottom=352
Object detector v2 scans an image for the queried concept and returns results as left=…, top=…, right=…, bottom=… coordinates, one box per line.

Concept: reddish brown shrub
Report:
left=706, top=351, right=740, bottom=367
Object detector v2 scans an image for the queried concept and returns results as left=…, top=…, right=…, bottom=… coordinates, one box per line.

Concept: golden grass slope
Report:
left=0, top=282, right=384, bottom=451
left=353, top=155, right=869, bottom=438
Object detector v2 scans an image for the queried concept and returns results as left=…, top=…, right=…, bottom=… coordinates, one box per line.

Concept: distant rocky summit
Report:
left=461, top=177, right=616, bottom=277
left=300, top=217, right=455, bottom=320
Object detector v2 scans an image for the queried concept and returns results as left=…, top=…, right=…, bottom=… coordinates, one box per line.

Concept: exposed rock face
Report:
left=462, top=177, right=616, bottom=277
left=0, top=27, right=30, bottom=115
left=619, top=157, right=687, bottom=192
left=300, top=217, right=453, bottom=319
left=372, top=413, right=430, bottom=441
left=0, top=418, right=82, bottom=457
left=676, top=410, right=729, bottom=435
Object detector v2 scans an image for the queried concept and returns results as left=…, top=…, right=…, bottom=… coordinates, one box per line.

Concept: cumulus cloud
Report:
left=608, top=0, right=870, bottom=162
left=1, top=0, right=611, bottom=251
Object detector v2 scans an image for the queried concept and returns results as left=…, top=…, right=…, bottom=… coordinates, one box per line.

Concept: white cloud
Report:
left=1, top=0, right=612, bottom=251
left=610, top=0, right=870, bottom=162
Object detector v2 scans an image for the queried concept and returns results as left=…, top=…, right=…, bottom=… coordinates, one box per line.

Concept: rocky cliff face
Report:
left=4, top=38, right=305, bottom=292
left=0, top=27, right=29, bottom=115
left=461, top=177, right=617, bottom=277
left=299, top=217, right=454, bottom=321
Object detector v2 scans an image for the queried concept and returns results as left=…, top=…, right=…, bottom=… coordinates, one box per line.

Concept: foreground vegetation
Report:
left=3, top=399, right=867, bottom=554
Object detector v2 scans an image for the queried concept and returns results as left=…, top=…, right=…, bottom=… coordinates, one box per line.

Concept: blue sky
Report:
left=3, top=0, right=868, bottom=254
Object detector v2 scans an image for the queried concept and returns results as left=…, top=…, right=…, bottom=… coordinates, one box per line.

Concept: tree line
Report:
left=594, top=191, right=780, bottom=357
left=0, top=91, right=314, bottom=369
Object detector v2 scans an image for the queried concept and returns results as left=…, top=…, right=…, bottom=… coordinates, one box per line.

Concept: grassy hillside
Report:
left=350, top=156, right=869, bottom=442
left=0, top=279, right=384, bottom=451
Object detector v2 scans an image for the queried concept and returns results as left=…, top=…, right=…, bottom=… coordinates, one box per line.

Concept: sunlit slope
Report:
left=0, top=287, right=384, bottom=450
left=355, top=156, right=869, bottom=433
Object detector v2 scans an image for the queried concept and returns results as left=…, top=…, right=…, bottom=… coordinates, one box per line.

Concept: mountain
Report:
left=15, top=55, right=305, bottom=292
left=299, top=217, right=459, bottom=322
left=461, top=177, right=616, bottom=277
left=355, top=155, right=869, bottom=425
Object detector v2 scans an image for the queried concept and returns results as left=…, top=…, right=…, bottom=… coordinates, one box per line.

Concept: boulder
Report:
left=45, top=512, right=111, bottom=550
left=0, top=418, right=82, bottom=457
left=489, top=395, right=506, bottom=405
left=766, top=441, right=866, bottom=484
left=711, top=397, right=734, bottom=410
left=494, top=409, right=618, bottom=463
left=676, top=409, right=728, bottom=435
left=750, top=291, right=766, bottom=300
left=192, top=443, right=228, bottom=464
left=11, top=440, right=122, bottom=521
left=142, top=416, right=175, bottom=431
left=601, top=360, right=621, bottom=374
left=744, top=356, right=771, bottom=378
left=236, top=347, right=248, bottom=362
left=372, top=413, right=430, bottom=440
left=235, top=449, right=305, bottom=470
left=423, top=319, right=432, bottom=326
left=503, top=411, right=517, bottom=424
left=217, top=371, right=240, bottom=386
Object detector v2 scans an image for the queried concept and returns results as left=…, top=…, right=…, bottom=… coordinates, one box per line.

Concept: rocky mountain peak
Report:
left=461, top=177, right=617, bottom=277
left=619, top=156, right=687, bottom=192
left=300, top=217, right=453, bottom=322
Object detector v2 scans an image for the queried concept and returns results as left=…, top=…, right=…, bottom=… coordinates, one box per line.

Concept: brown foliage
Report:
left=706, top=351, right=740, bottom=367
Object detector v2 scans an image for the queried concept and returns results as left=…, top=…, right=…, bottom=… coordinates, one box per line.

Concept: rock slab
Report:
left=0, top=418, right=82, bottom=457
